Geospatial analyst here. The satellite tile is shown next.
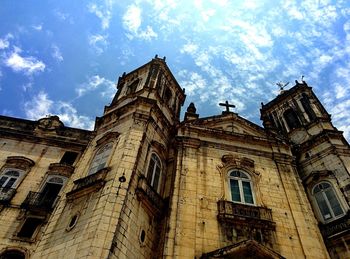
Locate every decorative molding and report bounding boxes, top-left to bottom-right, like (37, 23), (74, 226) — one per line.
(48, 163), (75, 177)
(5, 156), (34, 171)
(96, 131), (120, 146)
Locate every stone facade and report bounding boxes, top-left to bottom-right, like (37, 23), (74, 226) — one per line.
(0, 57), (349, 258)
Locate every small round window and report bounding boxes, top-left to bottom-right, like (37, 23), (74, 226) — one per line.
(139, 229), (146, 245)
(66, 214), (79, 231)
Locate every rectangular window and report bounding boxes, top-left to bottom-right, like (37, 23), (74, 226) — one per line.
(230, 179), (241, 202)
(17, 218), (42, 239)
(60, 151), (79, 165)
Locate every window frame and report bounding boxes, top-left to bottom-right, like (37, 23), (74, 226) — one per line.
(228, 170), (255, 205)
(0, 168), (25, 189)
(312, 181), (345, 223)
(146, 153), (163, 193)
(88, 142), (113, 175)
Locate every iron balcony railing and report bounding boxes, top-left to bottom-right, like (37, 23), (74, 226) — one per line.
(0, 187), (16, 204)
(217, 200), (276, 230)
(21, 191), (59, 211)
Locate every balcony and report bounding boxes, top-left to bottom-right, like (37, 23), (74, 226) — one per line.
(66, 168), (109, 200)
(136, 176), (166, 218)
(0, 187), (16, 205)
(319, 212), (350, 239)
(218, 200), (276, 230)
(21, 191), (59, 211)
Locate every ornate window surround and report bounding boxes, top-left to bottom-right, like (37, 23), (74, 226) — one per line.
(218, 154), (260, 204)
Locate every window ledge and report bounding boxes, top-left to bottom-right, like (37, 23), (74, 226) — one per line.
(136, 176), (166, 218)
(66, 167), (109, 200)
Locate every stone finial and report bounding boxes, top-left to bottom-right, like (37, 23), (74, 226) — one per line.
(184, 102), (199, 121)
(187, 102), (197, 113)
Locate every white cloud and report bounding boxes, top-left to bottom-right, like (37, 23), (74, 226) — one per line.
(32, 24), (43, 31)
(5, 47), (45, 75)
(123, 4), (157, 40)
(123, 4), (141, 33)
(178, 70), (207, 96)
(0, 34), (13, 49)
(52, 44), (63, 62)
(24, 91), (53, 119)
(88, 3), (112, 30)
(76, 75), (115, 98)
(88, 34), (108, 55)
(24, 91), (94, 130)
(180, 43), (199, 54)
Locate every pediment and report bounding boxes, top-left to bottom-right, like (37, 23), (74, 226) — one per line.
(201, 240), (285, 259)
(187, 113), (266, 138)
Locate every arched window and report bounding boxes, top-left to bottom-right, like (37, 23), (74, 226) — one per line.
(0, 169), (23, 189)
(312, 182), (344, 222)
(0, 249), (26, 259)
(284, 108), (301, 130)
(88, 143), (113, 175)
(228, 170), (254, 205)
(146, 154), (162, 192)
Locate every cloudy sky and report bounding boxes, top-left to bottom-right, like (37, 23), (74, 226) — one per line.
(1, 0), (350, 138)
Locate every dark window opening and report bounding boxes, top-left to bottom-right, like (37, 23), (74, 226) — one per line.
(164, 88), (172, 107)
(17, 217), (42, 239)
(272, 111), (284, 133)
(300, 94), (316, 121)
(0, 250), (25, 259)
(60, 151), (78, 165)
(140, 229), (146, 243)
(284, 109), (301, 130)
(39, 182), (63, 208)
(127, 79), (139, 95)
(69, 215), (78, 228)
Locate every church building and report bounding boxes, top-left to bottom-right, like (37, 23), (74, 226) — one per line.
(0, 56), (349, 258)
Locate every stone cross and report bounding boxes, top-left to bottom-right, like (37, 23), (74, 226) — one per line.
(219, 101), (235, 113)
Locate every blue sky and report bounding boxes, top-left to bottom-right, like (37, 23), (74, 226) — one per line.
(1, 0), (350, 138)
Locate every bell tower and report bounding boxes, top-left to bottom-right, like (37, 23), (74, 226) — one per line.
(261, 80), (350, 258)
(33, 56), (186, 259)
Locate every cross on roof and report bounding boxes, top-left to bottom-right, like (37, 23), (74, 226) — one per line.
(219, 101), (235, 113)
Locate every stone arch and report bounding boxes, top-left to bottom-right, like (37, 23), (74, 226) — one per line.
(0, 247), (27, 259)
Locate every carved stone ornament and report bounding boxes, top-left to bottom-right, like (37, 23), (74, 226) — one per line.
(303, 170), (335, 186)
(37, 116), (64, 131)
(151, 140), (167, 155)
(220, 154), (257, 175)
